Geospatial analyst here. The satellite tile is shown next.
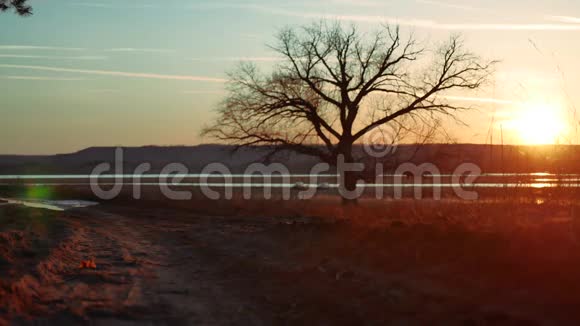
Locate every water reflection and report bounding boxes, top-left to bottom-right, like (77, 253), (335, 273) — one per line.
(0, 197), (99, 211)
(0, 172), (579, 179)
(1, 182), (579, 188)
(0, 173), (579, 189)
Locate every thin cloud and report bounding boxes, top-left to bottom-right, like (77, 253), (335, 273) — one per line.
(0, 55), (107, 60)
(69, 2), (159, 9)
(442, 95), (520, 105)
(79, 2), (578, 31)
(65, 2), (580, 31)
(323, 0), (385, 7)
(0, 45), (86, 51)
(415, 0), (483, 11)
(0, 45), (175, 54)
(548, 15), (580, 24)
(242, 5), (580, 31)
(1, 75), (87, 81)
(182, 90), (226, 95)
(190, 56), (283, 62)
(325, 15), (580, 31)
(107, 48), (176, 54)
(0, 65), (228, 82)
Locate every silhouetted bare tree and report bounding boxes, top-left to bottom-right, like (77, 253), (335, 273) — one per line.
(204, 22), (495, 197)
(0, 0), (32, 16)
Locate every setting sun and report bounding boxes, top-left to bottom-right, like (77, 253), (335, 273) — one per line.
(512, 102), (567, 145)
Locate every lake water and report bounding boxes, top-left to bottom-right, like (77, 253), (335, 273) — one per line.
(0, 173), (579, 189)
(0, 197), (99, 211)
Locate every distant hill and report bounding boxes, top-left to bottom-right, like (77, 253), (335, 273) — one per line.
(0, 144), (579, 174)
(0, 145), (320, 174)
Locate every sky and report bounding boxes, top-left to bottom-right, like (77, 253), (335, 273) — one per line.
(1, 0), (580, 154)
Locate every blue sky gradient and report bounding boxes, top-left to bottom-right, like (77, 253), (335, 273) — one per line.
(1, 0), (580, 153)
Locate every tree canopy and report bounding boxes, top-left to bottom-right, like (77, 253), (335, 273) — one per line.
(204, 22), (496, 192)
(1, 0), (32, 16)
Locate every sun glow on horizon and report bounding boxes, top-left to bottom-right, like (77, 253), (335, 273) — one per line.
(511, 101), (567, 145)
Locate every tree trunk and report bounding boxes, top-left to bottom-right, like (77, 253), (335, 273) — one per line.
(338, 142), (360, 206)
(342, 170), (359, 206)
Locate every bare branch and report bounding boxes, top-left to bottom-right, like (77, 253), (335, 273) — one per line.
(203, 23), (495, 170)
(0, 0), (32, 16)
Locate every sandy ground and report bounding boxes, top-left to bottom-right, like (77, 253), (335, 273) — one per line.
(2, 198), (580, 325)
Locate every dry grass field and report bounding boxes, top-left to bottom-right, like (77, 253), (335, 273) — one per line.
(2, 185), (580, 324)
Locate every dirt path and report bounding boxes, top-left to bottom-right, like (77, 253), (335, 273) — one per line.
(3, 202), (580, 325)
(4, 204), (392, 325)
(2, 206), (280, 325)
